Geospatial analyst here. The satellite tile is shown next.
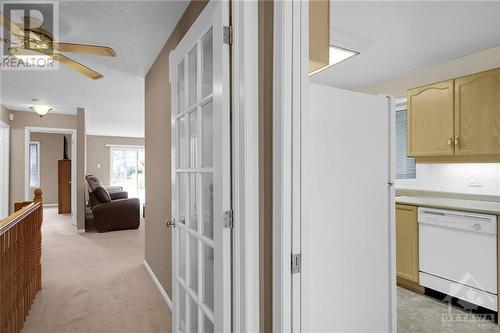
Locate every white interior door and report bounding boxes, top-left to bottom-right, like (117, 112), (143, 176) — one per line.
(170, 2), (231, 333)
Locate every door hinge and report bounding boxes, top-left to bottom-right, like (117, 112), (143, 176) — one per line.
(291, 253), (301, 274)
(223, 25), (232, 45)
(224, 210), (234, 229)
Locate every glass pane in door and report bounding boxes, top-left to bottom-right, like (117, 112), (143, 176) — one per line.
(201, 28), (213, 98)
(201, 173), (214, 239)
(203, 314), (214, 333)
(202, 243), (214, 311)
(201, 101), (213, 168)
(179, 283), (186, 331)
(177, 60), (185, 114)
(189, 174), (198, 231)
(188, 46), (198, 108)
(189, 235), (198, 294)
(189, 111), (198, 168)
(178, 117), (187, 169)
(189, 295), (198, 333)
(178, 229), (186, 281)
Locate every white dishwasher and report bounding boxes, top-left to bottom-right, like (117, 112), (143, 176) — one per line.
(418, 207), (498, 311)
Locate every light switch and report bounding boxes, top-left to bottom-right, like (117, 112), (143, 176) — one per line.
(97, 163), (101, 169)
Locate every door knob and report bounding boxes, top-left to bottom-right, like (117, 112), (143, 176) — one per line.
(166, 218), (185, 228)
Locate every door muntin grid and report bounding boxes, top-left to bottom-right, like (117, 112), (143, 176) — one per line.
(174, 26), (215, 333)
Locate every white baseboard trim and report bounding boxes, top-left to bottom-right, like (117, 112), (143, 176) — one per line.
(43, 203), (58, 207)
(77, 229), (85, 234)
(144, 259), (173, 310)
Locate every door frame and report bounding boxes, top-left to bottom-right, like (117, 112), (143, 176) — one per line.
(0, 120), (9, 218)
(231, 0), (260, 332)
(24, 127), (77, 227)
(273, 1), (305, 331)
(273, 2), (397, 332)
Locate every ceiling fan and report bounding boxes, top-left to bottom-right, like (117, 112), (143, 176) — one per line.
(0, 14), (116, 80)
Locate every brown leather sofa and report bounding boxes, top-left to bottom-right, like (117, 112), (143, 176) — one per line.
(86, 175), (140, 232)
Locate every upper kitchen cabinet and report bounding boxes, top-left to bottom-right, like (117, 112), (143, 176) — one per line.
(309, 0), (330, 73)
(407, 80), (455, 157)
(454, 68), (500, 156)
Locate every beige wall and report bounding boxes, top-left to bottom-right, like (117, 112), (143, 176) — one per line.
(29, 133), (71, 205)
(259, 0), (273, 332)
(359, 45), (500, 97)
(86, 135), (145, 185)
(7, 109), (86, 230)
(145, 0), (208, 298)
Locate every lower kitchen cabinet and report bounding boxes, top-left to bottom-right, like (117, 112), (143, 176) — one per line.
(396, 204), (423, 292)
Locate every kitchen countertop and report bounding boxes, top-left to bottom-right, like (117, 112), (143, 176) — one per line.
(396, 195), (500, 215)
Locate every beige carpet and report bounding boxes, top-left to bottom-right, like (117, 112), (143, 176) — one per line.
(22, 207), (171, 333)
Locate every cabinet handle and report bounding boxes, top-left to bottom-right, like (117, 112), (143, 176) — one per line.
(455, 137), (459, 147)
(447, 137), (453, 146)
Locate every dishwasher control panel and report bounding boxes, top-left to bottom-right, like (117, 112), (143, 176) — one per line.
(418, 207), (497, 235)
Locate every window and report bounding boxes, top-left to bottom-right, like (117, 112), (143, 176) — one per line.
(29, 141), (40, 187)
(395, 104), (416, 180)
(109, 147), (145, 202)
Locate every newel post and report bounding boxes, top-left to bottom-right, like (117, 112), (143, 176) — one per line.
(34, 189), (43, 222)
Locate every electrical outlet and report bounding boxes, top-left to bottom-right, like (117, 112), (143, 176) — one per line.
(468, 176), (483, 187)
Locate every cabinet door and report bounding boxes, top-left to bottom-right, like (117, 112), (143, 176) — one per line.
(455, 68), (500, 156)
(309, 0), (330, 73)
(396, 204), (419, 283)
(407, 80), (454, 156)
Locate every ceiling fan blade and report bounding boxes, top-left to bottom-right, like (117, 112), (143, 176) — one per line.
(0, 11), (25, 37)
(53, 53), (103, 80)
(54, 42), (117, 57)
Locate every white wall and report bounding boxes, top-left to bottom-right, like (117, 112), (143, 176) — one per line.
(359, 46), (500, 97)
(397, 163), (500, 196)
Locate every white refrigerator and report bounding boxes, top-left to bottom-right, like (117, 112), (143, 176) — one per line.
(300, 83), (396, 332)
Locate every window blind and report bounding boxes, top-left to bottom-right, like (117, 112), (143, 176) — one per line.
(395, 109), (416, 179)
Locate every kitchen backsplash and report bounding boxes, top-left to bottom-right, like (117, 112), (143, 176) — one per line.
(396, 163), (500, 196)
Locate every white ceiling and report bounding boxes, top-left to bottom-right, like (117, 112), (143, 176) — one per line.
(311, 1), (500, 90)
(0, 0), (189, 137)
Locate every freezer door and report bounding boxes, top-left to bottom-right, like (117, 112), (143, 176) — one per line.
(301, 83), (393, 332)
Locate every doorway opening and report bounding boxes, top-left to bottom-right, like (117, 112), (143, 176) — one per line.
(24, 127), (77, 227)
(275, 1), (500, 332)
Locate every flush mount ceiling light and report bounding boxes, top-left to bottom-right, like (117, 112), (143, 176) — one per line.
(29, 104), (53, 117)
(309, 45), (359, 76)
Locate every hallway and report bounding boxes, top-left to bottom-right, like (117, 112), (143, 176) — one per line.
(22, 208), (170, 333)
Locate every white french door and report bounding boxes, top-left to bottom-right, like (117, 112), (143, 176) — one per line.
(169, 2), (231, 333)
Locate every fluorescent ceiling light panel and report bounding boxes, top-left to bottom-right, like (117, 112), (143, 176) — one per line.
(310, 45), (358, 76)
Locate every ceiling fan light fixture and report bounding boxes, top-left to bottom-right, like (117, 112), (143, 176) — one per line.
(29, 104), (53, 117)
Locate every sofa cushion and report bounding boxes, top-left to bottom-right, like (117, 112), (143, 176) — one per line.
(93, 184), (111, 203)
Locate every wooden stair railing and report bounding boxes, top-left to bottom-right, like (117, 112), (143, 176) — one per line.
(0, 189), (43, 333)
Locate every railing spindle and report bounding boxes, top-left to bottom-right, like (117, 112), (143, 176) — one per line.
(0, 189), (43, 333)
